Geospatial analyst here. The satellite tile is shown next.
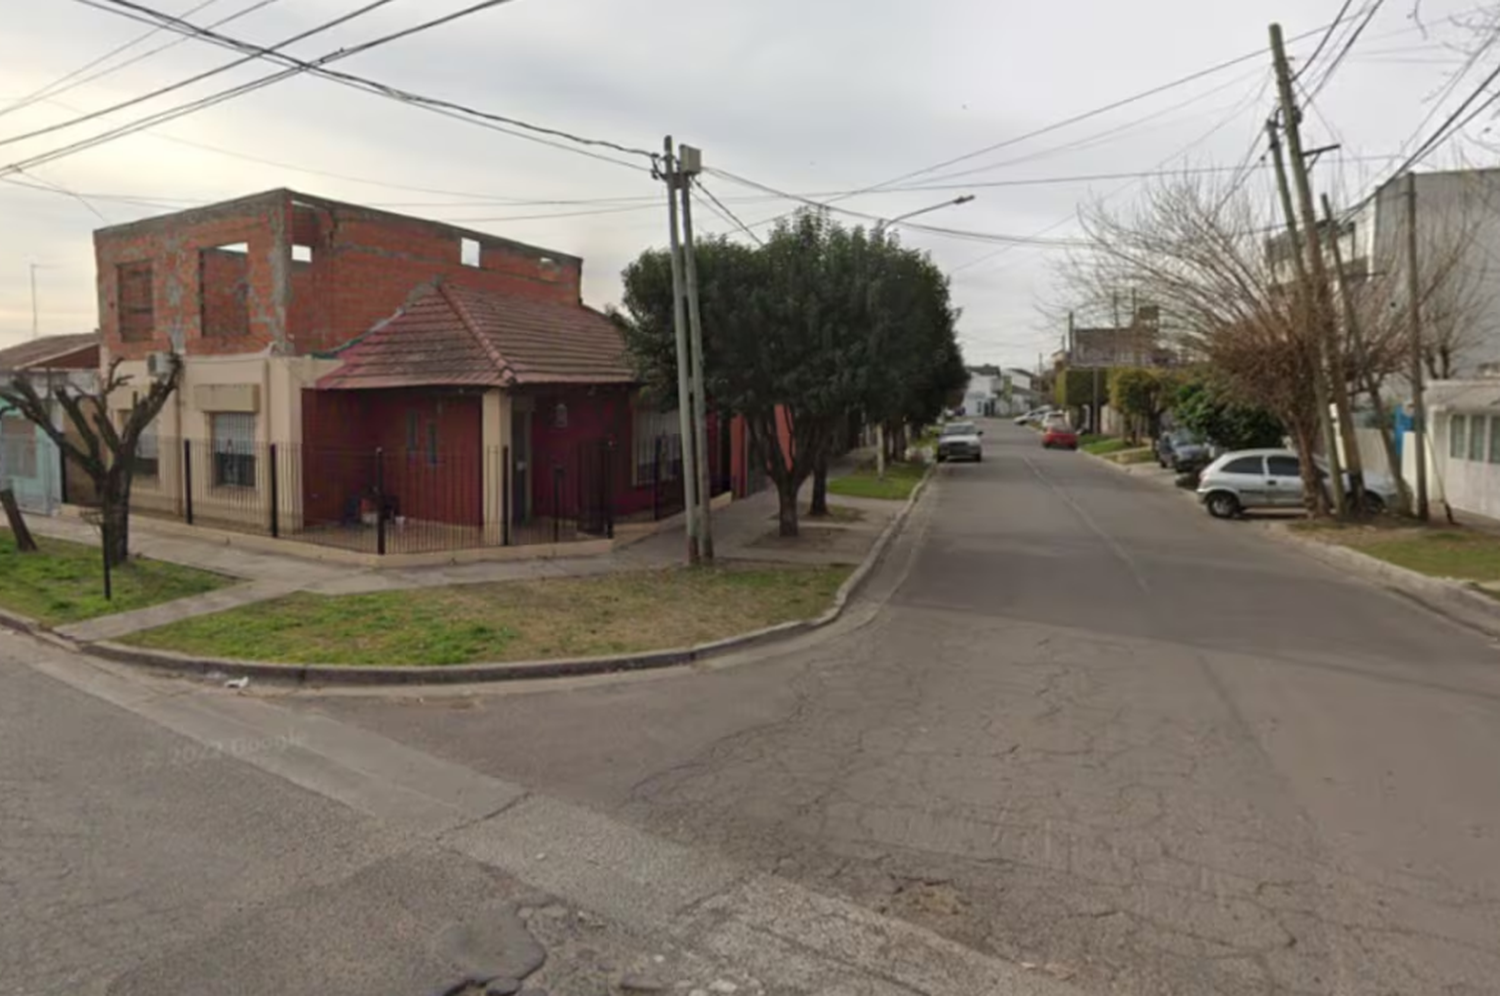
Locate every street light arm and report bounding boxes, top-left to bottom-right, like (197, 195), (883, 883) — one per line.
(875, 194), (976, 235)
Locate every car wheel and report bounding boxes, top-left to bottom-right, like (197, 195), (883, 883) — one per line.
(975, 454), (983, 463)
(1361, 492), (1386, 515)
(1205, 491), (1240, 519)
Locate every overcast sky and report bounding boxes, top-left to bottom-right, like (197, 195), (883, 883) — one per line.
(0, 0), (1491, 369)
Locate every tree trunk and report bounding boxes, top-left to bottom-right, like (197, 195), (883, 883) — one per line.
(0, 488), (38, 552)
(1362, 378), (1409, 516)
(809, 449), (830, 517)
(1290, 421), (1329, 516)
(100, 471), (132, 568)
(776, 475), (800, 537)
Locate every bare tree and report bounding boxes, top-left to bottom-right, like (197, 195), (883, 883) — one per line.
(1057, 175), (1334, 513)
(0, 356), (181, 566)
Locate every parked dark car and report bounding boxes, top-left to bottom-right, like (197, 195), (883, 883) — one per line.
(1156, 429), (1212, 471)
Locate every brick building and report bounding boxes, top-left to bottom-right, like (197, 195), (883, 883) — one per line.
(95, 189), (750, 553)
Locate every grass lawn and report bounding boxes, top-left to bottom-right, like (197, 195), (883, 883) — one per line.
(122, 565), (853, 667)
(1082, 436), (1128, 455)
(827, 460), (927, 501)
(1300, 524), (1500, 582)
(0, 530), (229, 626)
(1112, 447), (1158, 465)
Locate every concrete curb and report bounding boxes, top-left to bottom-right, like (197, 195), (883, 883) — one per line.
(82, 465), (935, 687)
(1267, 523), (1500, 641)
(0, 606), (45, 639)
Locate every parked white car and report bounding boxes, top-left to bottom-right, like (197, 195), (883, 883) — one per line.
(1196, 448), (1398, 519)
(1015, 407), (1061, 426)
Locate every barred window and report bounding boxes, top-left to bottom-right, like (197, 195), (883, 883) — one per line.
(634, 409), (682, 485)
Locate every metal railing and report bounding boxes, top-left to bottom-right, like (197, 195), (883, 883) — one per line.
(131, 438), (682, 556)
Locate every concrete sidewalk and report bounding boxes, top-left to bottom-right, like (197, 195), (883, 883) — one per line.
(25, 461), (903, 642)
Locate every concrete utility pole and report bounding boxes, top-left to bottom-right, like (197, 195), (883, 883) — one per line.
(1407, 172), (1430, 521)
(1323, 192), (1411, 515)
(677, 144), (714, 563)
(1271, 22), (1364, 514)
(661, 136), (700, 564)
(1267, 112), (1345, 517)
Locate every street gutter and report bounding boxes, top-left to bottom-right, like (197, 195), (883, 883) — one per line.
(82, 465), (937, 687)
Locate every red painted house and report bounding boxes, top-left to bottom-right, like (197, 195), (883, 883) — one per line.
(309, 279), (666, 545)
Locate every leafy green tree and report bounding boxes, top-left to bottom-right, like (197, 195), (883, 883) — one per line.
(1172, 377), (1284, 451)
(616, 210), (964, 536)
(1109, 367), (1178, 442)
(857, 234), (966, 469)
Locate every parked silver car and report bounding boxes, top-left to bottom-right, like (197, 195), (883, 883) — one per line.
(1196, 448), (1397, 519)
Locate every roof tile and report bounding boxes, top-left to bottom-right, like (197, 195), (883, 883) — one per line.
(318, 283), (634, 390)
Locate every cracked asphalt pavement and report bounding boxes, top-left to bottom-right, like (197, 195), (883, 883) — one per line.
(309, 421), (1500, 995)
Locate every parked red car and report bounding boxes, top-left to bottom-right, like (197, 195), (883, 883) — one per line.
(1042, 425), (1078, 450)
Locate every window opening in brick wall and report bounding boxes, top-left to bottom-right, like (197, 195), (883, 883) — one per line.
(133, 414), (160, 481)
(211, 412), (257, 488)
(200, 243), (250, 338)
(461, 237), (481, 267)
(118, 261), (155, 342)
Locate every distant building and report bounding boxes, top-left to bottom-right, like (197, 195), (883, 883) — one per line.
(0, 332), (100, 513)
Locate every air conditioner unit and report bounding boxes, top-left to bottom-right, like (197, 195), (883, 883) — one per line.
(146, 352), (174, 381)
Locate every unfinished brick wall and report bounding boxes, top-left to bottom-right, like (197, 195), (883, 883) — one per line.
(292, 202), (584, 354)
(96, 189), (586, 361)
(96, 191), (286, 362)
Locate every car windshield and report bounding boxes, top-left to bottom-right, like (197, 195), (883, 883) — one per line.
(942, 423), (977, 436)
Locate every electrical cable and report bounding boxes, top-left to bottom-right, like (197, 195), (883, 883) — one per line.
(2, 1), (648, 179)
(693, 178), (765, 246)
(5, 0), (400, 148)
(0, 0), (283, 121)
(74, 0), (657, 164)
(1296, 0), (1358, 80)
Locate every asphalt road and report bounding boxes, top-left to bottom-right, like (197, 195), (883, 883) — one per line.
(311, 420), (1500, 995)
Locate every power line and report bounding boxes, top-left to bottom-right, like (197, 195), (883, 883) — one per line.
(0, 0), (283, 121)
(912, 66), (1268, 188)
(1304, 0), (1387, 101)
(4, 0), (399, 148)
(1296, 0), (1359, 80)
(1, 173), (110, 222)
(693, 178), (765, 245)
(3, 1), (641, 179)
(789, 17), (1368, 217)
(74, 0), (657, 165)
(703, 168), (1089, 246)
(38, 93), (653, 203)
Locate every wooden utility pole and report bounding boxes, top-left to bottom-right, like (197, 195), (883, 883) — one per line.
(1267, 118), (1342, 516)
(660, 136), (700, 563)
(1323, 193), (1410, 515)
(677, 144), (715, 562)
(1407, 172), (1430, 521)
(1271, 22), (1364, 514)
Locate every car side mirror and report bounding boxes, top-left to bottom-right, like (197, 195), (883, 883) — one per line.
(977, 430), (984, 436)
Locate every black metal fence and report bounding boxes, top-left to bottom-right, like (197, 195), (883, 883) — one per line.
(130, 437), (691, 556)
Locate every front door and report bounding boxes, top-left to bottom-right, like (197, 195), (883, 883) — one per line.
(511, 409), (531, 523)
